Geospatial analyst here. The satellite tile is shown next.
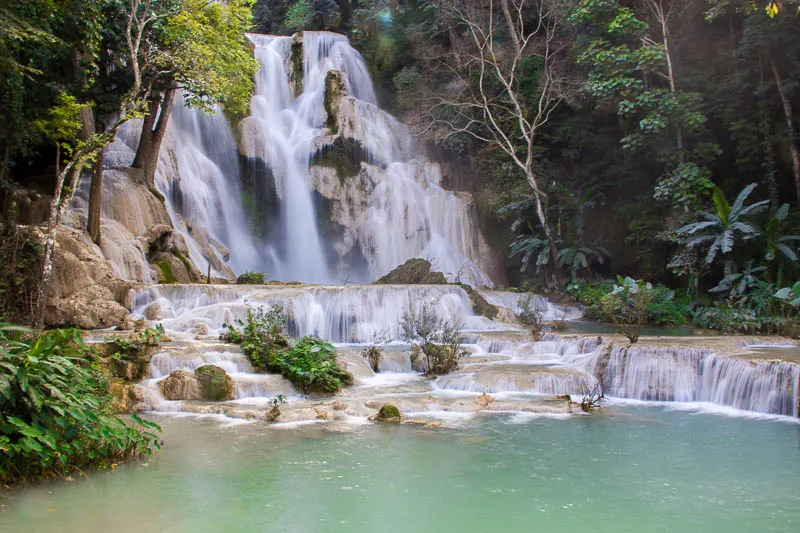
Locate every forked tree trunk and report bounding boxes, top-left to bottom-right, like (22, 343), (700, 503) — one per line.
(132, 88), (176, 188)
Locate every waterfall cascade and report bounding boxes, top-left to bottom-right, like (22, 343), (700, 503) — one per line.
(63, 31), (799, 422)
(238, 32), (497, 286)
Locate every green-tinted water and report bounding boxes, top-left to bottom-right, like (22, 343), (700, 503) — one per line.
(2, 409), (799, 532)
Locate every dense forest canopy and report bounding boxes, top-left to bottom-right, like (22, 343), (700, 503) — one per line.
(0, 0), (798, 332)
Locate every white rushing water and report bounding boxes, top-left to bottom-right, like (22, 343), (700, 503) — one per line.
(240, 31), (496, 286)
(130, 280), (799, 418)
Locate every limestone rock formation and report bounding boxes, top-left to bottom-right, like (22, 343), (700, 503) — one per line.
(159, 369), (202, 401)
(44, 226), (132, 329)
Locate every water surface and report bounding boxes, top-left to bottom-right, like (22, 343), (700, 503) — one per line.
(2, 408), (799, 532)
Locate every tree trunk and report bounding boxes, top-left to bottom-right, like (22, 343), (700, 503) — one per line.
(654, 0), (683, 155)
(132, 88), (176, 188)
(36, 164), (76, 329)
(527, 168), (562, 287)
(770, 56), (800, 201)
(87, 149), (104, 245)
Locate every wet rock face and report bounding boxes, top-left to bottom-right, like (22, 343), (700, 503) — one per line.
(195, 364), (234, 401)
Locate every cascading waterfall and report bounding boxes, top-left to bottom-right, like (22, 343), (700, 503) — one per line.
(133, 284), (504, 343)
(158, 99), (261, 275)
(585, 344), (800, 416)
(242, 34), (331, 283)
(240, 31), (496, 286)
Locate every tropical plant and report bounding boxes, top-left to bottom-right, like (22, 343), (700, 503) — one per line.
(676, 183), (769, 266)
(709, 261), (768, 298)
(775, 282), (800, 307)
(557, 239), (610, 279)
(601, 277), (656, 343)
(0, 324), (161, 484)
(763, 203), (800, 264)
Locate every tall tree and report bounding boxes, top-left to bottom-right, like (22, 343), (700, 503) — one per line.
(422, 0), (576, 284)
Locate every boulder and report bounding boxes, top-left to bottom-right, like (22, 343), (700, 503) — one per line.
(375, 258), (446, 285)
(159, 369), (201, 401)
(375, 404), (401, 423)
(46, 283), (130, 330)
(195, 365), (234, 401)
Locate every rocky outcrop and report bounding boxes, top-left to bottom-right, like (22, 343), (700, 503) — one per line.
(195, 364), (234, 401)
(45, 226), (132, 329)
(374, 258), (447, 285)
(158, 366), (234, 402)
(159, 369), (202, 401)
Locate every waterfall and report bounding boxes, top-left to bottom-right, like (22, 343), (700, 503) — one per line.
(243, 34), (331, 283)
(240, 31), (497, 286)
(158, 99), (261, 276)
(132, 284), (506, 343)
(586, 344), (800, 417)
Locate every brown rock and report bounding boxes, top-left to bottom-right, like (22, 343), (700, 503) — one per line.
(158, 369), (201, 401)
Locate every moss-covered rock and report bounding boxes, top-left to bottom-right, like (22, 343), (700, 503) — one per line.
(375, 258), (447, 285)
(237, 271), (266, 284)
(290, 33), (303, 96)
(309, 136), (370, 182)
(195, 364), (234, 401)
(375, 404), (401, 422)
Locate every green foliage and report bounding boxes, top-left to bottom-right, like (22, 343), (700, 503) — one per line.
(675, 183), (769, 265)
(107, 325), (165, 357)
(600, 276), (657, 343)
(221, 306), (353, 394)
(283, 0), (315, 32)
(221, 305), (288, 353)
(236, 271), (267, 285)
(764, 204), (800, 264)
(775, 282), (800, 307)
(31, 92), (83, 151)
(0, 323), (161, 485)
(266, 336), (354, 394)
(163, 0), (258, 116)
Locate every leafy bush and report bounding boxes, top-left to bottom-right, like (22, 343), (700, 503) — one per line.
(0, 324), (161, 484)
(567, 278), (689, 326)
(236, 271), (267, 285)
(221, 306), (353, 394)
(221, 305), (288, 355)
(600, 277), (656, 343)
(400, 300), (463, 375)
(265, 336), (354, 394)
